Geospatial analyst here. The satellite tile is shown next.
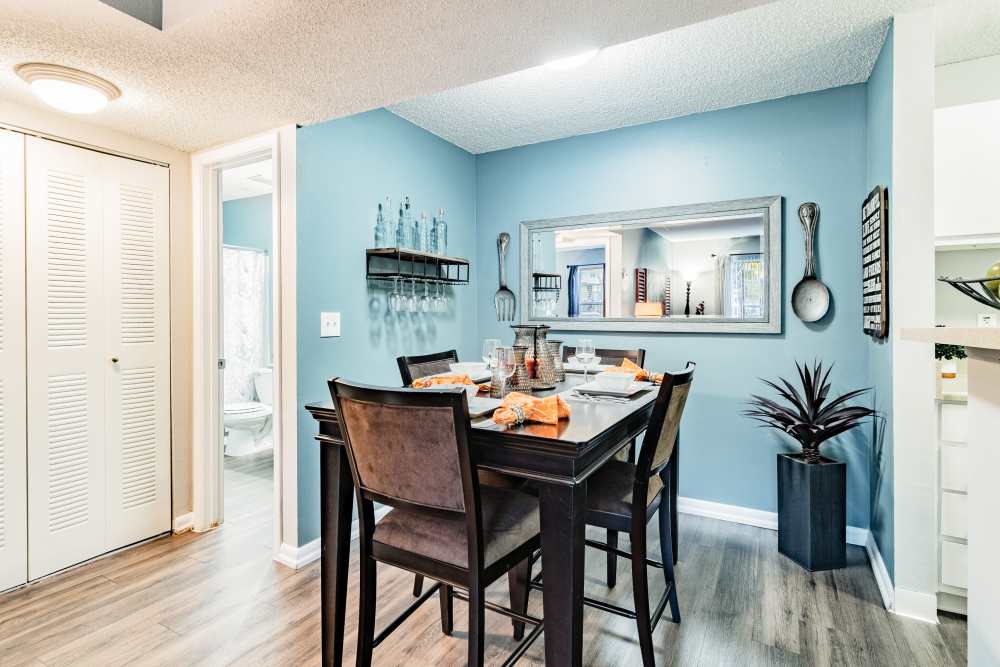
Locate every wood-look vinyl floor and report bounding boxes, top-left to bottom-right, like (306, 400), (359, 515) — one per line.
(0, 453), (966, 666)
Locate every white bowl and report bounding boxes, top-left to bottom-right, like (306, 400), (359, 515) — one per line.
(593, 370), (635, 392)
(449, 362), (488, 377)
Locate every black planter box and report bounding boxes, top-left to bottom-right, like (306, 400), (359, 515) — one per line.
(777, 453), (846, 571)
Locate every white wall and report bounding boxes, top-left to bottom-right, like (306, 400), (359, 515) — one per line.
(890, 7), (939, 623)
(934, 99), (1000, 241)
(0, 100), (194, 522)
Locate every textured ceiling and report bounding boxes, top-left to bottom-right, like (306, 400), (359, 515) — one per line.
(0, 0), (772, 151)
(391, 0), (933, 154)
(221, 159), (272, 202)
(935, 0), (1000, 66)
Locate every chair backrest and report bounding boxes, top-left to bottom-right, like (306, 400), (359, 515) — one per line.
(636, 362), (695, 482)
(328, 378), (477, 514)
(397, 349), (459, 386)
(562, 346), (646, 368)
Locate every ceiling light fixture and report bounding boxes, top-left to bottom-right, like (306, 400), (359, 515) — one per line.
(543, 49), (600, 71)
(15, 63), (121, 114)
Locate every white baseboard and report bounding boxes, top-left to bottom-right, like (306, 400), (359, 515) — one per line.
(865, 532), (895, 611)
(676, 496), (867, 546)
(894, 587), (939, 624)
(274, 506), (391, 570)
(172, 512), (194, 534)
(275, 538), (321, 570)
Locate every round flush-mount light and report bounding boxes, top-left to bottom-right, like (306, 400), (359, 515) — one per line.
(15, 63), (121, 114)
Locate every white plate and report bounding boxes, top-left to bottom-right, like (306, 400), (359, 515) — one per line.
(573, 380), (652, 397)
(564, 362), (613, 373)
(468, 397), (502, 418)
(431, 369), (491, 383)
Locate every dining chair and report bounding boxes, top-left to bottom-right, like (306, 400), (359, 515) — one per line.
(562, 345), (646, 368)
(328, 379), (543, 667)
(563, 346), (648, 585)
(398, 350), (529, 598)
(396, 349), (459, 386)
(553, 362), (694, 667)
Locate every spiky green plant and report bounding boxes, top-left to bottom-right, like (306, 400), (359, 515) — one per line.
(744, 361), (875, 464)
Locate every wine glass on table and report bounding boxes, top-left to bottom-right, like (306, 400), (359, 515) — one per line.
(576, 339), (596, 381)
(494, 346), (516, 398)
(482, 338), (500, 370)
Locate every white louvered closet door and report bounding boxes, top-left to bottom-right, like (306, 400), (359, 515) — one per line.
(26, 137), (107, 579)
(102, 154), (170, 548)
(0, 129), (27, 591)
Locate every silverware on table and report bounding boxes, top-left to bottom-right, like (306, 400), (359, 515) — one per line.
(494, 232), (516, 321)
(567, 391), (632, 404)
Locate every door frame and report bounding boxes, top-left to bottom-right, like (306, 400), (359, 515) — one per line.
(191, 127), (298, 562)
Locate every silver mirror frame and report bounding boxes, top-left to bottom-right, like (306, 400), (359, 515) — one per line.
(518, 195), (782, 334)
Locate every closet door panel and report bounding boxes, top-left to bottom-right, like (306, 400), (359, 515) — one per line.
(26, 137), (107, 579)
(103, 156), (170, 548)
(0, 130), (27, 591)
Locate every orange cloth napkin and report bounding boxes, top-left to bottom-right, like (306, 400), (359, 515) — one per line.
(411, 373), (476, 388)
(604, 358), (664, 385)
(492, 392), (571, 426)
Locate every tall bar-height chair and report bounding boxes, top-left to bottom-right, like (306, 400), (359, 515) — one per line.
(563, 345), (647, 587)
(397, 350), (526, 599)
(397, 349), (458, 597)
(396, 349), (459, 385)
(533, 363), (694, 666)
(328, 379), (543, 667)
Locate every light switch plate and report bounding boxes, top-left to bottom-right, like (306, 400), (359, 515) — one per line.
(320, 312), (341, 337)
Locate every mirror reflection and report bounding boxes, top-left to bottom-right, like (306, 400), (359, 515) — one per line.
(529, 214), (766, 321)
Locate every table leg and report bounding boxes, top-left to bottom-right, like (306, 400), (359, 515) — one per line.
(539, 480), (587, 667)
(320, 444), (354, 666)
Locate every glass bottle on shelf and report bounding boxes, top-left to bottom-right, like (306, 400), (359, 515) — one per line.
(429, 213), (439, 254)
(435, 208), (448, 256)
(394, 201), (408, 248)
(403, 197), (414, 249)
(416, 212), (430, 252)
(374, 198), (388, 248)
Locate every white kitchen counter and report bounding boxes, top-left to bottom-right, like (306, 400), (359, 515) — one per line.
(903, 327), (1000, 666)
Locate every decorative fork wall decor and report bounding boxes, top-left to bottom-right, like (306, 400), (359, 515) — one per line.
(494, 232), (516, 321)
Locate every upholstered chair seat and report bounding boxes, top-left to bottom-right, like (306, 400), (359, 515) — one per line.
(375, 486), (539, 569)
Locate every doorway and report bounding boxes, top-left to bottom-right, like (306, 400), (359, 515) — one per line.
(219, 159), (275, 531)
(191, 127), (298, 564)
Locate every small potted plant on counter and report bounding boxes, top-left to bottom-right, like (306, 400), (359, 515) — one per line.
(744, 361), (875, 571)
(936, 343), (967, 380)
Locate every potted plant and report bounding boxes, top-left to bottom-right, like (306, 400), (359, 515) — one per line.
(744, 361), (875, 571)
(935, 343), (967, 380)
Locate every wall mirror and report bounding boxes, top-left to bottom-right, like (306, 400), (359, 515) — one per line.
(519, 196), (782, 333)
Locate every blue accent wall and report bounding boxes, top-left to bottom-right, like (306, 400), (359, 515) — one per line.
(475, 85), (874, 528)
(223, 194), (272, 253)
(296, 109), (478, 543)
(865, 24), (895, 581)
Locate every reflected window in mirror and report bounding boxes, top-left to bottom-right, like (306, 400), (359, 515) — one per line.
(520, 196), (781, 333)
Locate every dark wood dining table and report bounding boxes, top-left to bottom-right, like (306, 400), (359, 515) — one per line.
(305, 374), (678, 666)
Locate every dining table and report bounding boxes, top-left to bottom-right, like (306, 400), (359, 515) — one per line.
(304, 373), (678, 666)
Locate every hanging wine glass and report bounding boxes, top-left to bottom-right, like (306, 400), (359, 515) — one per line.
(388, 277), (402, 312)
(420, 281), (432, 312)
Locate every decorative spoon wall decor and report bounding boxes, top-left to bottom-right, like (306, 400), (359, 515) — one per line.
(791, 202), (830, 323)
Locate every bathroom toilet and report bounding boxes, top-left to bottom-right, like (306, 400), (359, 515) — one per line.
(224, 367), (273, 456)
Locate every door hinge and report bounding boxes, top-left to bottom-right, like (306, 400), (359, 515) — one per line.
(218, 358), (226, 370)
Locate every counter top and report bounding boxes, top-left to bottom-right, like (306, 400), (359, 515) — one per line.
(902, 327), (1000, 350)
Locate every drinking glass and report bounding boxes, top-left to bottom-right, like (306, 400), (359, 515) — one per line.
(407, 279), (418, 312)
(434, 283), (446, 313)
(482, 338), (500, 368)
(576, 339), (596, 381)
(494, 346), (516, 398)
(420, 281), (432, 312)
(388, 277), (403, 312)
